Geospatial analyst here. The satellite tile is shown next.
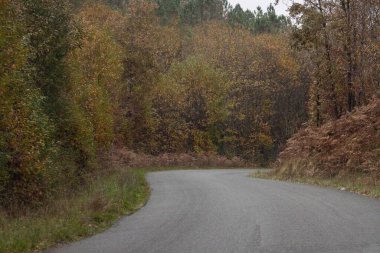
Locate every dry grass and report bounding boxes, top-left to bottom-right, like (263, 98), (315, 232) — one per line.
(256, 97), (380, 199)
(255, 166), (380, 199)
(271, 96), (380, 179)
(0, 168), (149, 253)
(110, 148), (250, 168)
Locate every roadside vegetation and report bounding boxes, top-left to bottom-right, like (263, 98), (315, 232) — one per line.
(2, 0), (300, 251)
(256, 96), (380, 199)
(256, 171), (380, 199)
(255, 1), (380, 198)
(0, 167), (149, 253)
(1, 0), (304, 212)
(1, 0), (380, 252)
(0, 152), (247, 253)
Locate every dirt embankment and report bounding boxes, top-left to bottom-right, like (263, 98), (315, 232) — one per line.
(274, 96), (380, 180)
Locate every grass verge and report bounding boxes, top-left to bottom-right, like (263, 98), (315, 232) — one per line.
(0, 167), (150, 253)
(254, 171), (380, 199)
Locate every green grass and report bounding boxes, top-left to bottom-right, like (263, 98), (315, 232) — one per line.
(254, 171), (380, 199)
(0, 168), (150, 253)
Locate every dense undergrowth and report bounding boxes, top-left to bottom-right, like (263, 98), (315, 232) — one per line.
(111, 148), (250, 168)
(259, 96), (380, 198)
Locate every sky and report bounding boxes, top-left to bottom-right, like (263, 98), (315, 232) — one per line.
(227, 0), (304, 16)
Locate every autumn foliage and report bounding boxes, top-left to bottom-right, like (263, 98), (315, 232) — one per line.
(274, 0), (380, 182)
(0, 0), (331, 208)
(111, 149), (248, 168)
(275, 96), (380, 180)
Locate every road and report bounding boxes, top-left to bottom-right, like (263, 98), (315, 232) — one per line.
(49, 169), (380, 253)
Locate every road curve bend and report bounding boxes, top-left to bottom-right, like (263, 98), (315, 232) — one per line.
(49, 169), (380, 253)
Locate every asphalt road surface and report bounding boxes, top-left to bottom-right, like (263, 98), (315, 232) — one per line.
(49, 169), (380, 253)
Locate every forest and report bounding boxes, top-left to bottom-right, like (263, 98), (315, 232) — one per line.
(1, 0), (380, 210)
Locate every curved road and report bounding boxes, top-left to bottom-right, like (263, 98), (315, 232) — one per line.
(50, 169), (380, 253)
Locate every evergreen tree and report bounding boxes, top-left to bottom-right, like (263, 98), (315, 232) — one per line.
(227, 3), (291, 34)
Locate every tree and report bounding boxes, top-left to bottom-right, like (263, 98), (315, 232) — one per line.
(156, 0), (181, 24)
(181, 0), (227, 25)
(22, 0), (78, 98)
(290, 0), (380, 124)
(0, 0), (56, 206)
(227, 4), (291, 34)
(67, 14), (124, 153)
(189, 21), (306, 162)
(120, 0), (181, 151)
(152, 56), (230, 153)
